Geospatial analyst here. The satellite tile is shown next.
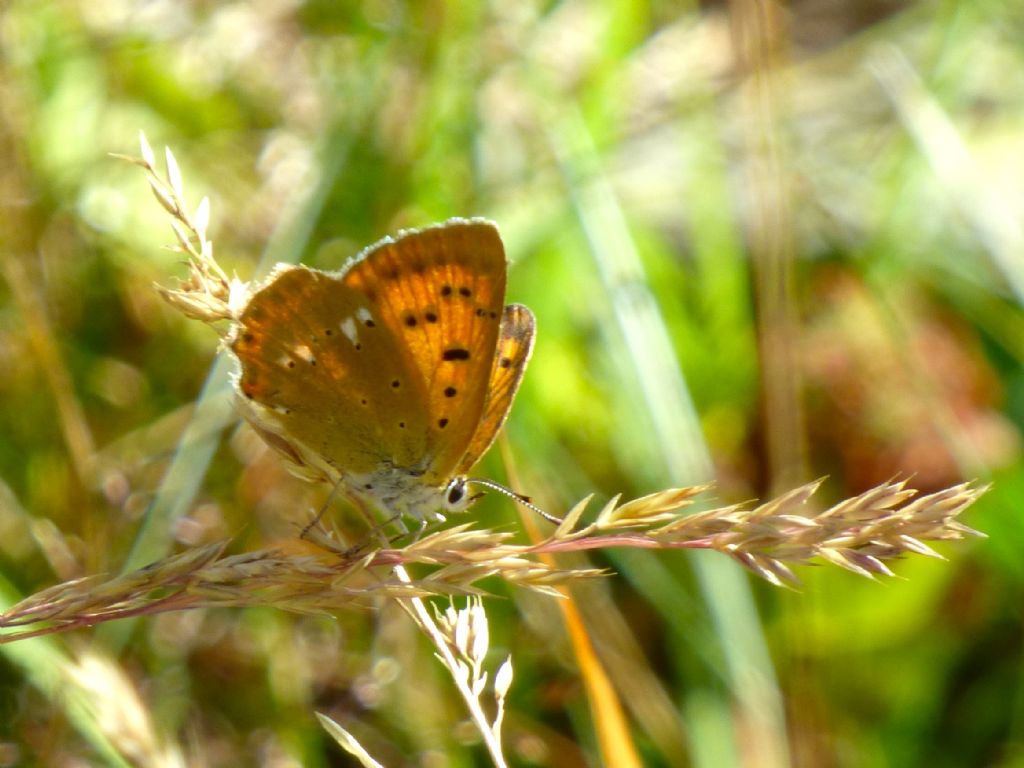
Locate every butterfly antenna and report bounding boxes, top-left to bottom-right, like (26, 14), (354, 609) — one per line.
(467, 478), (563, 525)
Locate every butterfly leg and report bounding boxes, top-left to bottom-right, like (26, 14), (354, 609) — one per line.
(300, 476), (348, 540)
(413, 515), (429, 541)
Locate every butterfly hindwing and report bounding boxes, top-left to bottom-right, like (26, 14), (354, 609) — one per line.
(456, 303), (535, 475)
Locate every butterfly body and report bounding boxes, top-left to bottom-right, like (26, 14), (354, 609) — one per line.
(229, 219), (533, 523)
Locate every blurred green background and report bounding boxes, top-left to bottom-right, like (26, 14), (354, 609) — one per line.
(1, 0), (1023, 765)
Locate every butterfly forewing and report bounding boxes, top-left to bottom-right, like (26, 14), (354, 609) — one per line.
(340, 221), (507, 482)
(456, 303), (535, 474)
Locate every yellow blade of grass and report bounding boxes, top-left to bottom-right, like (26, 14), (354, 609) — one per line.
(559, 587), (643, 768)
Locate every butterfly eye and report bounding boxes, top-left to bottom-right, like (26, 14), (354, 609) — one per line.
(445, 478), (469, 510)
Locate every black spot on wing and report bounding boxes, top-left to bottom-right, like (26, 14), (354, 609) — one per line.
(442, 348), (471, 362)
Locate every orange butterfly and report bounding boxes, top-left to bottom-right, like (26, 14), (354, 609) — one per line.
(230, 218), (535, 524)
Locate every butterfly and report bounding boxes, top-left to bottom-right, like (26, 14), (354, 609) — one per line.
(229, 218), (535, 524)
